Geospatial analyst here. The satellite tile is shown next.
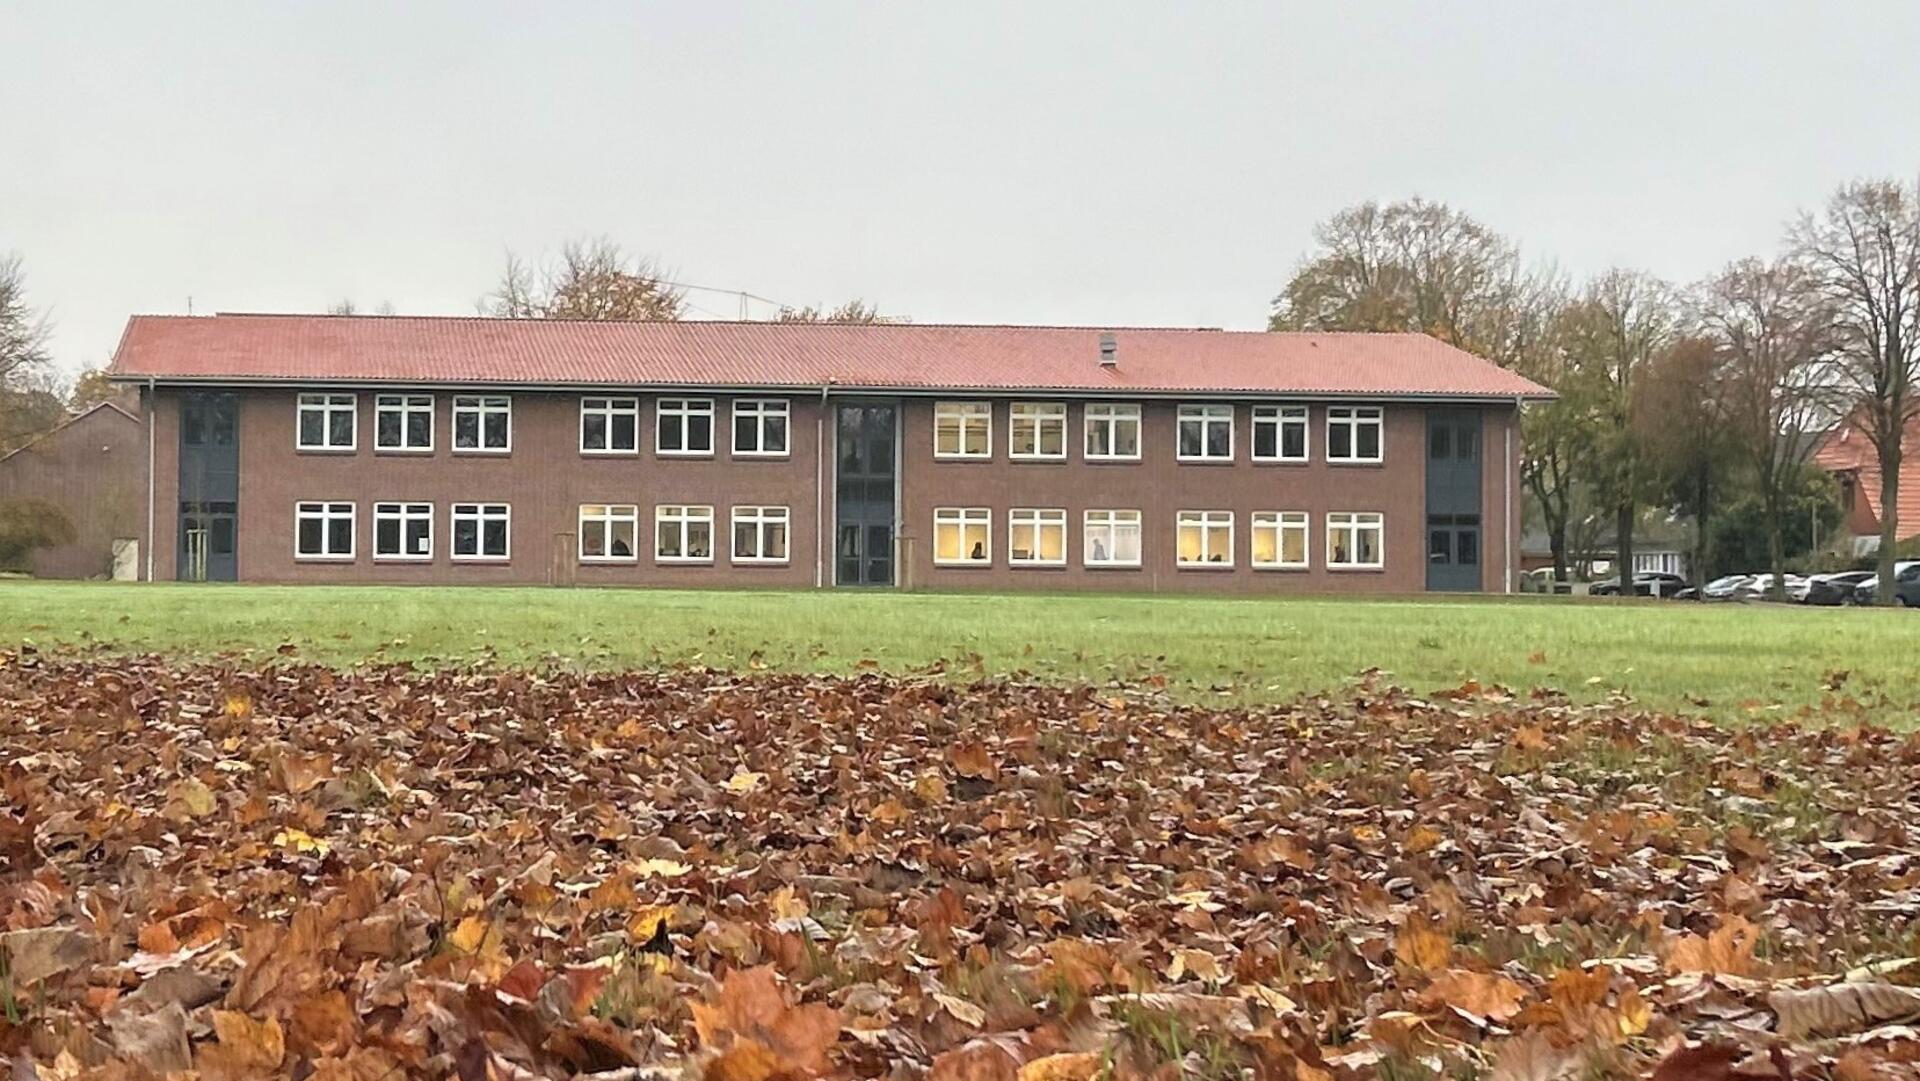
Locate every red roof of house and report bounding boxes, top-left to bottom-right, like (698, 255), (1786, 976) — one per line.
(107, 314), (1551, 401)
(1813, 412), (1920, 541)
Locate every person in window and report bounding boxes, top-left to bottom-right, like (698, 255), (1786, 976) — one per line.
(611, 536), (632, 558)
(970, 540), (985, 561)
(1091, 537), (1107, 561)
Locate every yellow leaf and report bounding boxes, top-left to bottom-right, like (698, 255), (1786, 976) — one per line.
(769, 886), (809, 921)
(1403, 824), (1444, 855)
(934, 991), (987, 1028)
(725, 769), (765, 795)
(448, 915), (490, 953)
(222, 692), (253, 718)
(1423, 969), (1529, 1022)
(1396, 920), (1452, 972)
(208, 1010), (285, 1069)
(1019, 1051), (1102, 1081)
(1614, 988), (1651, 1038)
(627, 904), (672, 941)
(168, 778), (217, 819)
(636, 858), (691, 878)
(914, 773), (949, 804)
(271, 828), (329, 856)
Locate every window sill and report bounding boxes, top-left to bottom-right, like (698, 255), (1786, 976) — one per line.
(1175, 457), (1236, 466)
(1009, 561), (1068, 569)
(1327, 459), (1385, 468)
(1327, 564), (1386, 572)
(932, 561), (992, 568)
(373, 555), (433, 563)
(451, 448), (512, 456)
(731, 451), (792, 461)
(655, 557), (716, 565)
(1083, 456), (1142, 465)
(579, 556), (639, 564)
(1008, 455), (1068, 464)
(932, 455), (993, 463)
(374, 447), (436, 456)
(656, 451), (716, 460)
(1252, 564), (1311, 572)
(451, 556), (511, 564)
(1084, 562), (1143, 571)
(1251, 458), (1311, 467)
(580, 449), (641, 458)
(731, 558), (792, 566)
(294, 555), (356, 563)
(1176, 563), (1236, 571)
(295, 447), (357, 455)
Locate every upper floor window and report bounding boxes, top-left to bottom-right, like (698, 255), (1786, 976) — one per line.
(933, 402), (991, 459)
(731, 505), (791, 564)
(452, 395), (511, 453)
(374, 394), (433, 452)
(579, 503), (639, 561)
(733, 399), (790, 457)
(373, 502), (434, 561)
(1177, 405), (1233, 462)
(1251, 511), (1309, 569)
(1083, 509), (1142, 567)
(1009, 403), (1067, 460)
(1008, 508), (1067, 565)
(657, 398), (714, 456)
(1327, 511), (1384, 568)
(1084, 403), (1141, 461)
(1176, 510), (1234, 567)
(451, 502), (511, 561)
(1327, 406), (1383, 463)
(580, 397), (639, 454)
(297, 393), (356, 451)
(295, 501), (355, 560)
(933, 507), (992, 564)
(656, 504), (715, 562)
(1252, 405), (1308, 463)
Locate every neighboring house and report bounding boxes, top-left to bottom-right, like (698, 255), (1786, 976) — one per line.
(1812, 413), (1920, 555)
(1519, 524), (1690, 580)
(0, 397), (145, 578)
(105, 313), (1550, 592)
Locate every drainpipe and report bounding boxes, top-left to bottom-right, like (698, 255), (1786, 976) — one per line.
(145, 377), (156, 583)
(814, 382), (831, 588)
(1504, 397), (1517, 594)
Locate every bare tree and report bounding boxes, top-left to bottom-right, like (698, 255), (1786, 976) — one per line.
(485, 239), (685, 321)
(1695, 258), (1835, 598)
(1, 254), (52, 391)
(1637, 334), (1733, 584)
(776, 299), (885, 324)
(1790, 180), (1920, 603)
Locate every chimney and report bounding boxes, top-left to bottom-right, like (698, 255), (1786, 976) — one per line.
(1098, 332), (1118, 367)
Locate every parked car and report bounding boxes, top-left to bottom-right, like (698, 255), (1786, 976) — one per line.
(1804, 571), (1875, 606)
(1850, 561), (1920, 606)
(1520, 568), (1576, 595)
(1589, 571), (1690, 598)
(1738, 573), (1809, 602)
(1680, 574), (1753, 602)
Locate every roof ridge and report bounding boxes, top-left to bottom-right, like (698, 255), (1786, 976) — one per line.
(130, 312), (1436, 337)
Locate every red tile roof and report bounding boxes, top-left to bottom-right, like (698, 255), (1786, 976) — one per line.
(107, 314), (1552, 400)
(1813, 412), (1920, 541)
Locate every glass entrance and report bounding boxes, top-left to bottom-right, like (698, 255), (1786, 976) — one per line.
(177, 394), (239, 581)
(834, 403), (896, 586)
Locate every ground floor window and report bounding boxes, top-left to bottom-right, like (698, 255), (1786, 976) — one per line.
(732, 506), (790, 563)
(1176, 510), (1233, 567)
(656, 505), (715, 562)
(1251, 511), (1309, 569)
(373, 502), (433, 560)
(1008, 508), (1066, 565)
(579, 503), (639, 561)
(295, 501), (355, 560)
(933, 507), (992, 564)
(1083, 509), (1141, 567)
(1327, 511), (1384, 568)
(452, 503), (510, 561)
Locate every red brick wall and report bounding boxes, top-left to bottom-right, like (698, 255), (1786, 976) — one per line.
(0, 404), (144, 578)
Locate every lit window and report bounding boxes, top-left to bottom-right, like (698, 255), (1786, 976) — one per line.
(657, 398), (715, 456)
(656, 504), (715, 562)
(374, 394), (433, 452)
(1177, 405), (1233, 461)
(1251, 511), (1309, 569)
(933, 507), (992, 564)
(1176, 510), (1234, 567)
(1327, 406), (1383, 463)
(1009, 403), (1067, 460)
(580, 397), (639, 454)
(579, 503), (639, 562)
(294, 501), (355, 559)
(1252, 405), (1308, 463)
(1008, 508), (1067, 565)
(733, 399), (790, 457)
(452, 396), (511, 452)
(451, 503), (510, 560)
(1083, 509), (1142, 567)
(1327, 512), (1385, 568)
(732, 505), (790, 563)
(1084, 403), (1141, 461)
(933, 402), (991, 459)
(373, 502), (433, 560)
(296, 393), (356, 451)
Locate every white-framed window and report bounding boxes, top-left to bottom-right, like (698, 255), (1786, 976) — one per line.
(579, 397), (639, 454)
(1083, 509), (1142, 568)
(933, 402), (991, 459)
(1176, 510), (1234, 567)
(1008, 508), (1067, 566)
(1084, 403), (1142, 461)
(452, 395), (511, 453)
(451, 502), (510, 561)
(1327, 511), (1385, 568)
(933, 507), (992, 565)
(578, 503), (639, 562)
(657, 398), (715, 456)
(1251, 511), (1310, 569)
(1009, 402), (1067, 460)
(374, 394), (433, 452)
(733, 399), (790, 457)
(1252, 405), (1308, 463)
(294, 501), (355, 560)
(655, 504), (715, 562)
(1327, 406), (1383, 463)
(373, 502), (433, 560)
(1177, 404), (1233, 461)
(731, 505), (790, 564)
(296, 393), (356, 451)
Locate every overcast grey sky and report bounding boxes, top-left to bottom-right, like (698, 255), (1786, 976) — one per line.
(5, 2), (1919, 373)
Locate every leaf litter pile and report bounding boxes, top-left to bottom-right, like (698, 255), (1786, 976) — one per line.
(2, 653), (1920, 1081)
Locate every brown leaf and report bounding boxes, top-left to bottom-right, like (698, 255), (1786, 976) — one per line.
(1770, 981), (1920, 1039)
(691, 965), (842, 1076)
(1666, 914), (1760, 976)
(1488, 1030), (1581, 1081)
(1422, 969), (1529, 1022)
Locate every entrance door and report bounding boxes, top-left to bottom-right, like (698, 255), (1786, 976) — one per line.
(178, 394), (239, 581)
(1425, 409), (1483, 592)
(834, 402), (896, 586)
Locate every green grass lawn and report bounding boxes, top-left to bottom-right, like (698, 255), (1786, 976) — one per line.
(2, 581), (1916, 724)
